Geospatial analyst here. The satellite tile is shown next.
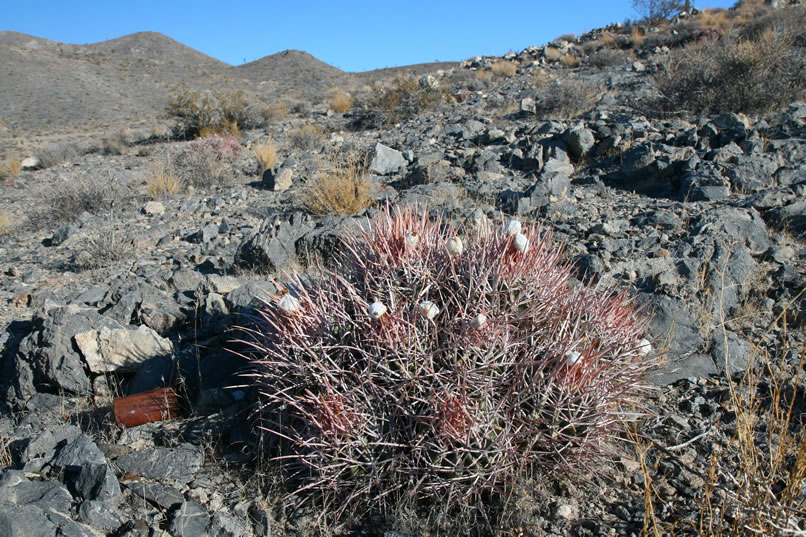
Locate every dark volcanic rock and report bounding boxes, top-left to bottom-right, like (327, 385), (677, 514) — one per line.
(115, 443), (203, 483)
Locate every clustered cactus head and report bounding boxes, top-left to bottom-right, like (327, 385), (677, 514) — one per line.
(242, 205), (656, 527)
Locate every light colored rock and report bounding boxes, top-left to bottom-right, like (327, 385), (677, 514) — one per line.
(142, 201), (165, 216)
(20, 157), (40, 170)
(369, 143), (406, 175)
(74, 325), (173, 373)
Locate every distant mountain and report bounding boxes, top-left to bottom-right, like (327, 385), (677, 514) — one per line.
(0, 31), (458, 134)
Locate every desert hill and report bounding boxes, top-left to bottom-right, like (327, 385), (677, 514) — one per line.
(0, 30), (459, 136)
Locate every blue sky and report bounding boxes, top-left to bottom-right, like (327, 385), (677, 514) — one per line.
(3, 1), (733, 72)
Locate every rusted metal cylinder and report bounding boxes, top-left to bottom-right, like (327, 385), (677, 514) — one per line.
(113, 387), (181, 428)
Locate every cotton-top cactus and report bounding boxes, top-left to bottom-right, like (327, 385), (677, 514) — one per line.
(242, 205), (656, 526)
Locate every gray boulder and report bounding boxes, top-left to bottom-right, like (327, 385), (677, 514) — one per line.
(115, 443), (203, 483)
(170, 501), (210, 537)
(370, 143), (407, 175)
(766, 199), (806, 239)
(561, 127), (595, 161)
(234, 212), (315, 274)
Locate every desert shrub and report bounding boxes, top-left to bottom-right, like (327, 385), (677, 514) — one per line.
(490, 61), (517, 77)
(166, 81), (262, 139)
(329, 91), (353, 113)
(544, 46), (563, 62)
(535, 77), (603, 118)
(352, 76), (448, 129)
(254, 141), (278, 173)
(288, 124), (325, 151)
(37, 141), (82, 168)
(0, 158), (22, 181)
(242, 206), (656, 532)
(101, 134), (127, 155)
(31, 179), (117, 229)
(654, 10), (806, 115)
(590, 48), (630, 68)
(261, 102), (289, 123)
(72, 219), (134, 270)
(631, 25), (646, 48)
(560, 53), (581, 67)
(172, 134), (241, 189)
(300, 151), (374, 216)
(145, 160), (181, 200)
(633, 0), (692, 26)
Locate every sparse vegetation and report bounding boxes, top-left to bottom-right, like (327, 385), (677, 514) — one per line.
(352, 76), (448, 128)
(640, 294), (806, 536)
(535, 77), (603, 118)
(145, 160), (181, 200)
(172, 134), (241, 189)
(591, 47), (630, 68)
(166, 81), (263, 139)
(631, 25), (646, 48)
(30, 178), (118, 229)
(36, 141), (82, 168)
(329, 91), (353, 113)
(633, 0), (692, 26)
(261, 101), (289, 123)
(0, 157), (22, 181)
(560, 53), (581, 67)
(544, 47), (563, 62)
(253, 141), (278, 173)
(300, 150), (374, 216)
(288, 124), (325, 151)
(654, 6), (806, 115)
(0, 208), (12, 236)
(490, 61), (517, 77)
(73, 219), (135, 270)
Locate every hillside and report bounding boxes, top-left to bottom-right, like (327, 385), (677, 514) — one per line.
(1, 3), (806, 536)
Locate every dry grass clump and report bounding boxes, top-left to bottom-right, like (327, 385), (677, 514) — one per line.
(288, 124), (325, 151)
(654, 6), (806, 115)
(262, 101), (289, 123)
(544, 47), (563, 62)
(254, 141), (278, 173)
(0, 208), (12, 236)
(352, 75), (448, 128)
(73, 219), (135, 270)
(490, 61), (517, 77)
(601, 32), (618, 49)
(145, 160), (181, 200)
(300, 151), (374, 216)
(329, 91), (353, 113)
(0, 158), (22, 180)
(560, 54), (581, 67)
(641, 294), (806, 536)
(631, 25), (646, 48)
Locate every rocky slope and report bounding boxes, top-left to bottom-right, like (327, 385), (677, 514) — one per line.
(1, 4), (806, 537)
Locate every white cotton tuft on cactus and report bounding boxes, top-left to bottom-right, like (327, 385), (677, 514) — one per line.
(418, 300), (440, 320)
(446, 236), (463, 257)
(505, 219), (522, 236)
(405, 231), (419, 249)
(473, 313), (487, 330)
(565, 350), (582, 366)
(368, 301), (387, 320)
(278, 293), (301, 313)
(513, 232), (529, 253)
(637, 338), (652, 357)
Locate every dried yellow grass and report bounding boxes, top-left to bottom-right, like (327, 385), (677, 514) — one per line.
(146, 160), (181, 200)
(533, 69), (552, 88)
(330, 91), (353, 113)
(254, 141), (278, 173)
(631, 26), (645, 48)
(600, 32), (617, 49)
(560, 54), (581, 67)
(301, 151), (375, 216)
(0, 157), (22, 179)
(544, 47), (563, 62)
(262, 101), (288, 122)
(0, 208), (11, 236)
(490, 61), (517, 77)
(289, 124), (325, 150)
